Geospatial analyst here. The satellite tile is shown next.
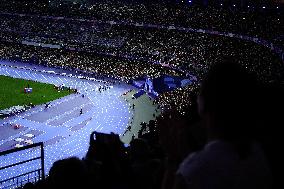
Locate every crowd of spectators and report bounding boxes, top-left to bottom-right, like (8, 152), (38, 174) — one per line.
(0, 1), (282, 45)
(154, 84), (199, 115)
(0, 42), (183, 83)
(85, 2), (283, 42)
(0, 12), (282, 75)
(0, 10), (283, 113)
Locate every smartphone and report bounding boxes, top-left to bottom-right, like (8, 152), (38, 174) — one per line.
(95, 132), (120, 145)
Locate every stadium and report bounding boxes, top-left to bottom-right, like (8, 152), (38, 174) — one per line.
(0, 0), (283, 189)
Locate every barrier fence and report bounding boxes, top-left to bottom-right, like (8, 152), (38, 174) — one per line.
(0, 142), (45, 189)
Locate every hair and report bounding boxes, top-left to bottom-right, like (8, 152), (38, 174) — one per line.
(199, 59), (258, 159)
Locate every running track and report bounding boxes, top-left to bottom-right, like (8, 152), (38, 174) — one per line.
(0, 61), (135, 184)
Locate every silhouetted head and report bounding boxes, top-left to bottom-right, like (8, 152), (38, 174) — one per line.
(198, 59), (258, 156)
(49, 157), (87, 189)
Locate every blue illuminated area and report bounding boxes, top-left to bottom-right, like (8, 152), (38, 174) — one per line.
(0, 61), (134, 182)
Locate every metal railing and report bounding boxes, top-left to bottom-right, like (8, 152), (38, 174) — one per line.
(0, 142), (45, 189)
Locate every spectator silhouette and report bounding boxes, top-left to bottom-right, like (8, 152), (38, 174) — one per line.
(173, 60), (272, 189)
(47, 157), (88, 189)
(159, 99), (205, 189)
(129, 138), (162, 189)
(253, 82), (284, 189)
(84, 132), (131, 189)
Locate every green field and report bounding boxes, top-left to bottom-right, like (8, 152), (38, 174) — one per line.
(0, 75), (73, 110)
